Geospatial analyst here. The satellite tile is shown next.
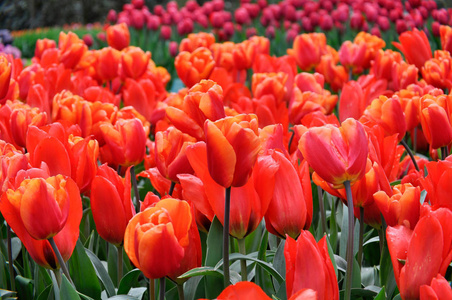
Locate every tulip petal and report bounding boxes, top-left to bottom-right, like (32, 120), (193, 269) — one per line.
(33, 136), (71, 177)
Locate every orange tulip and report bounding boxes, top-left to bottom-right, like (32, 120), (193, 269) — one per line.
(120, 46), (151, 80)
(290, 33), (328, 71)
(339, 40), (368, 74)
(204, 114), (261, 188)
(391, 61), (419, 91)
(285, 232), (339, 300)
(0, 175), (82, 269)
(99, 118), (146, 167)
(34, 38), (57, 61)
(166, 79), (226, 140)
(440, 25), (452, 54)
(371, 49), (403, 81)
(175, 47), (215, 88)
(90, 164), (134, 246)
(353, 31), (386, 68)
(232, 40), (256, 70)
(123, 198), (192, 279)
(95, 47), (121, 81)
(155, 127), (196, 182)
(122, 78), (159, 122)
(106, 23), (130, 51)
(419, 94), (452, 149)
(387, 207), (452, 300)
(252, 72), (287, 105)
(421, 157), (452, 210)
(58, 31), (87, 69)
(359, 95), (407, 142)
(315, 54), (348, 92)
(179, 32), (216, 53)
(393, 28), (432, 70)
(421, 50), (452, 91)
(374, 183), (420, 230)
(298, 118), (368, 188)
(264, 154), (312, 239)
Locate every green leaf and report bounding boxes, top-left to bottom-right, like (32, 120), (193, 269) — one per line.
(34, 265), (53, 297)
(107, 243), (118, 285)
(215, 253), (284, 284)
(374, 287), (386, 300)
(15, 275), (33, 299)
(273, 240), (286, 300)
(339, 287), (379, 299)
(178, 266), (223, 279)
(326, 237), (338, 279)
(0, 289), (16, 297)
(68, 240), (101, 299)
(59, 275), (80, 300)
(204, 217), (225, 299)
(329, 195), (338, 251)
(184, 276), (203, 300)
(255, 231), (274, 296)
(107, 296), (139, 300)
(36, 285), (54, 300)
(10, 238), (21, 261)
(117, 269), (141, 295)
(85, 248), (116, 298)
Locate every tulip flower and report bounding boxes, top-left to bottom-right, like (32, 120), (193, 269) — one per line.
(285, 232), (339, 300)
(175, 47), (215, 88)
(205, 282), (272, 300)
(420, 157), (452, 210)
(232, 40), (256, 70)
(251, 72), (287, 105)
(99, 118), (146, 167)
(371, 49), (403, 81)
(393, 28), (432, 69)
(298, 118), (368, 188)
(34, 38), (57, 61)
(265, 153), (312, 239)
(155, 127), (196, 183)
(391, 61), (418, 91)
(0, 55), (12, 101)
(166, 79), (226, 140)
(420, 274), (452, 300)
(95, 47), (121, 82)
(123, 198), (192, 279)
(387, 207), (452, 300)
(0, 175), (82, 269)
(91, 164), (134, 246)
(179, 32), (216, 53)
(289, 33), (327, 71)
(120, 46), (151, 80)
(58, 31), (87, 69)
(419, 94), (452, 150)
(440, 25), (452, 54)
(106, 23), (130, 51)
(315, 54), (348, 92)
(204, 114), (261, 188)
(374, 183), (420, 230)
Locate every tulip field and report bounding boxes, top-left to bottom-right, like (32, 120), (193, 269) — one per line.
(1, 0), (452, 299)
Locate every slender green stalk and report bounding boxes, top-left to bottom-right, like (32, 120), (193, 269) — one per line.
(344, 180), (354, 300)
(317, 186), (327, 235)
(150, 279), (155, 300)
(168, 181), (176, 197)
(117, 245), (123, 286)
(52, 269), (62, 288)
(177, 283), (185, 300)
(130, 165), (141, 212)
(237, 238), (247, 281)
(379, 216), (387, 255)
(159, 277), (166, 300)
(223, 187), (232, 287)
(357, 207), (364, 269)
(442, 146), (448, 160)
(48, 237), (73, 286)
(7, 225), (15, 291)
(400, 139), (419, 171)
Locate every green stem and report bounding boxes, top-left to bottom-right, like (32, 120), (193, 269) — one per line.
(48, 237), (73, 286)
(52, 269), (62, 288)
(7, 225), (15, 291)
(379, 215), (387, 255)
(130, 165), (141, 212)
(150, 279), (155, 300)
(442, 146), (448, 160)
(400, 139), (419, 171)
(117, 245), (123, 287)
(168, 181), (176, 197)
(177, 283), (185, 300)
(159, 277), (166, 300)
(344, 180), (354, 300)
(237, 238), (247, 281)
(357, 207), (364, 269)
(287, 129), (295, 153)
(223, 187), (231, 287)
(317, 186), (327, 235)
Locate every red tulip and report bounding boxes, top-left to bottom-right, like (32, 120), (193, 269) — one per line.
(289, 33), (327, 71)
(106, 23), (130, 51)
(58, 31), (87, 69)
(123, 198), (192, 279)
(285, 231), (339, 300)
(298, 118), (368, 188)
(419, 94), (452, 149)
(0, 175), (82, 269)
(175, 47), (215, 88)
(120, 46), (151, 80)
(206, 281), (272, 300)
(393, 28), (432, 69)
(91, 164), (134, 246)
(0, 55), (12, 101)
(420, 274), (452, 300)
(421, 157), (452, 210)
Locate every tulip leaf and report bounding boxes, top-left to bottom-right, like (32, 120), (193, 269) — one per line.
(117, 269), (141, 295)
(273, 240), (286, 300)
(178, 266), (224, 279)
(204, 217), (225, 299)
(10, 237), (21, 261)
(339, 287), (379, 299)
(329, 194), (338, 251)
(0, 290), (16, 297)
(107, 296), (139, 300)
(255, 230), (274, 296)
(34, 265), (53, 296)
(374, 287), (386, 300)
(59, 274), (80, 300)
(184, 276), (203, 300)
(85, 248), (116, 297)
(215, 253), (284, 284)
(36, 285), (54, 300)
(68, 240), (102, 299)
(15, 275), (33, 299)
